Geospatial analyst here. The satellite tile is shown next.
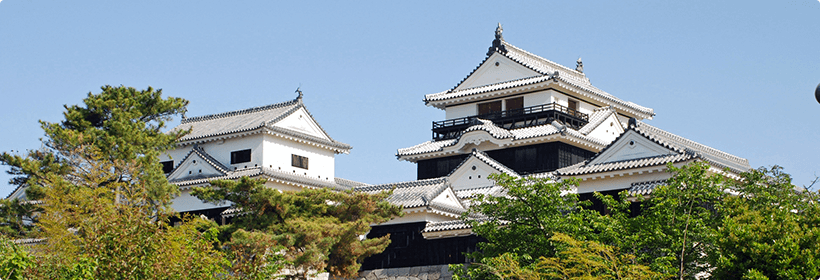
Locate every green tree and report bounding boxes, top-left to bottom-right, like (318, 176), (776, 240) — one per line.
(0, 86), (228, 279)
(622, 162), (727, 278)
(193, 176), (403, 279)
(0, 237), (35, 280)
(453, 174), (659, 280)
(453, 233), (659, 280)
(712, 166), (820, 279)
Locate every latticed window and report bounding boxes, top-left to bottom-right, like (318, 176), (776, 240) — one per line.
(292, 154), (309, 169)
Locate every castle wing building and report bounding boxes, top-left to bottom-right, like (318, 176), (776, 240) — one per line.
(161, 92), (360, 219)
(362, 25), (751, 271)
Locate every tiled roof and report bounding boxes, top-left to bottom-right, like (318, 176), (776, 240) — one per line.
(557, 120), (751, 177)
(557, 153), (694, 176)
(447, 149), (520, 178)
(578, 106), (617, 135)
(628, 180), (667, 196)
(174, 98), (300, 142)
(12, 238), (47, 245)
(464, 119), (513, 139)
(397, 122), (607, 158)
(168, 145), (231, 178)
(630, 120), (751, 173)
(169, 166), (348, 191)
(334, 177), (370, 189)
(355, 178), (450, 208)
(422, 220), (472, 233)
(455, 185), (507, 199)
(396, 139), (457, 157)
(425, 39), (654, 118)
(171, 96), (351, 152)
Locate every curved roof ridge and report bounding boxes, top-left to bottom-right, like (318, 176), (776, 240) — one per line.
(634, 121), (749, 166)
(464, 119), (513, 139)
(182, 98), (299, 124)
(355, 177), (449, 192)
(500, 40), (588, 83)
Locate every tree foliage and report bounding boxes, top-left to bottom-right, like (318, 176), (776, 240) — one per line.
(0, 86), (228, 279)
(456, 162), (820, 280)
(193, 176), (403, 279)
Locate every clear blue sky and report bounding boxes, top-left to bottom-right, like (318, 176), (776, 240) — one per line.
(1, 1), (819, 197)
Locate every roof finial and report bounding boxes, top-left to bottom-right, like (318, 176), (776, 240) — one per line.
(295, 86), (303, 101)
(487, 23), (508, 56)
(575, 57), (584, 73)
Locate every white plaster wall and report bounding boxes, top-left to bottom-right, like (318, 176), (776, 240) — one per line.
(586, 114), (624, 145)
(171, 188), (231, 213)
(549, 90), (596, 116)
(573, 171), (672, 194)
(430, 188), (464, 209)
(162, 134), (267, 171)
(524, 91), (551, 107)
(262, 134), (335, 181)
(273, 107), (330, 140)
(449, 158), (502, 190)
(378, 211), (457, 226)
(456, 54), (538, 90)
(445, 103), (477, 120)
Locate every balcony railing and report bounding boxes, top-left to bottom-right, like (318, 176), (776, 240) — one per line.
(432, 102), (589, 140)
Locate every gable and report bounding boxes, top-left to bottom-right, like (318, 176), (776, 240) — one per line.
(272, 107), (331, 140)
(455, 53), (539, 91)
(585, 113), (625, 145)
(589, 130), (676, 165)
(167, 149), (228, 182)
(448, 156), (507, 190)
(430, 187), (465, 211)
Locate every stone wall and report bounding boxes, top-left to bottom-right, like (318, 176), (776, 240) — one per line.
(350, 265), (455, 280)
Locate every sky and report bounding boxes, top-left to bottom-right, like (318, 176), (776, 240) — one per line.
(1, 1), (819, 197)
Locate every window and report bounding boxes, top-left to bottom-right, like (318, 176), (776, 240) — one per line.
(505, 97), (523, 113)
(567, 99), (579, 114)
(231, 149), (252, 164)
(292, 154), (309, 169)
(161, 160), (174, 173)
(477, 100), (502, 115)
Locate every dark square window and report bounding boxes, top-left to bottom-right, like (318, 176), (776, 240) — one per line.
(477, 101), (502, 115)
(231, 149), (252, 164)
(161, 160), (174, 173)
(292, 154), (309, 169)
(505, 97), (523, 112)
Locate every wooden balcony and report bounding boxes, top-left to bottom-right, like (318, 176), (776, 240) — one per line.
(432, 102), (589, 140)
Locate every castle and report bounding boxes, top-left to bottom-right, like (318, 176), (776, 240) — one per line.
(157, 25), (750, 274)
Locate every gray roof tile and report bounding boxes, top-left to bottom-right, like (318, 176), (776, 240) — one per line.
(397, 122), (607, 157)
(447, 149), (520, 178)
(628, 180), (667, 196)
(169, 166), (348, 191)
(355, 177), (450, 208)
(631, 120), (751, 173)
(425, 40), (654, 118)
(557, 153), (693, 176)
(171, 96), (351, 151)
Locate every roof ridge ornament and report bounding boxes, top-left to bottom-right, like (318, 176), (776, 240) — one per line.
(295, 86), (303, 102)
(576, 57), (584, 73)
(487, 23), (508, 57)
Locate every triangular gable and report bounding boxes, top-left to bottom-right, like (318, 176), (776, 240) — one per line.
(430, 186), (467, 212)
(455, 53), (539, 91)
(167, 147), (229, 182)
(448, 150), (518, 191)
(582, 112), (624, 145)
(588, 130), (677, 165)
(272, 106), (332, 141)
